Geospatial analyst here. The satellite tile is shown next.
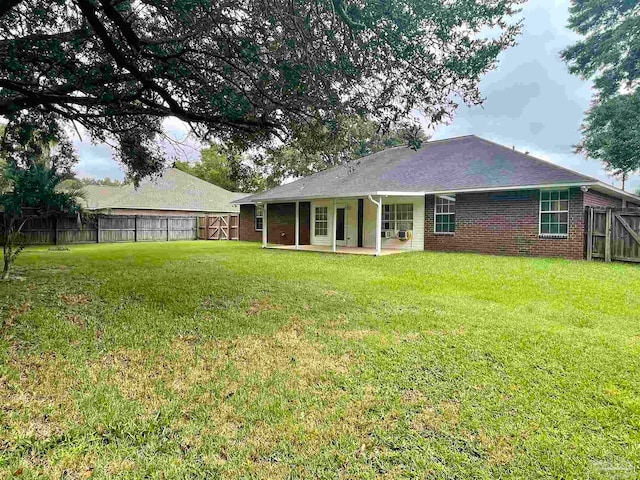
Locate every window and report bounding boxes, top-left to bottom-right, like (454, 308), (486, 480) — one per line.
(435, 195), (455, 233)
(382, 204), (414, 232)
(382, 205), (392, 231)
(255, 205), (264, 231)
(395, 204), (414, 231)
(314, 206), (328, 236)
(540, 190), (569, 236)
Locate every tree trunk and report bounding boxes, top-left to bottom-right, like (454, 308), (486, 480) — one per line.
(2, 243), (11, 280)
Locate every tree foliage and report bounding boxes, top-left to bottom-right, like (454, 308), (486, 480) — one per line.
(562, 0), (639, 98)
(252, 116), (426, 187)
(177, 116), (425, 192)
(0, 120), (82, 279)
(563, 0), (640, 188)
(72, 177), (125, 187)
(174, 146), (265, 193)
(1, 162), (80, 218)
(0, 0), (522, 183)
(0, 124), (7, 193)
(578, 92), (640, 184)
(0, 113), (77, 175)
(1, 163), (82, 279)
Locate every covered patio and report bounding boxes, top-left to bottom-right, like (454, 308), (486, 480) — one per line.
(251, 193), (424, 256)
(265, 244), (407, 256)
(259, 197), (387, 255)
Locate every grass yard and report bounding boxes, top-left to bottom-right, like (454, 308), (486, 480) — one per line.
(1, 241), (639, 478)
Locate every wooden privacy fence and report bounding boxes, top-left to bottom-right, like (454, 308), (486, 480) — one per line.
(586, 207), (640, 263)
(198, 214), (239, 240)
(1, 214), (198, 245)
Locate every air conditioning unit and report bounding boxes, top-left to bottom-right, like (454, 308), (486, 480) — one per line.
(398, 230), (412, 241)
(381, 230), (392, 238)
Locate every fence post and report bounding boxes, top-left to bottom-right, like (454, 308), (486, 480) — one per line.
(97, 215), (101, 243)
(586, 207), (593, 261)
(134, 216), (138, 242)
(53, 216), (58, 245)
(604, 208), (612, 262)
(166, 217), (170, 241)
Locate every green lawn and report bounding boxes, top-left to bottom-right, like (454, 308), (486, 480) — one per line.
(1, 241), (639, 479)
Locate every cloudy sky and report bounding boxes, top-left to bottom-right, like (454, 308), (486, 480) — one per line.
(72, 0), (638, 192)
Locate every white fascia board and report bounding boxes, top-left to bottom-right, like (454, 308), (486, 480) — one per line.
(240, 182), (612, 204)
(243, 192), (378, 204)
(591, 182), (640, 203)
(377, 183), (597, 196)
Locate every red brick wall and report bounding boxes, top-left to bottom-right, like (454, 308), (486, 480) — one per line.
(239, 205), (262, 242)
(267, 203), (295, 245)
(239, 202), (311, 244)
(583, 190), (623, 208)
(424, 189), (586, 259)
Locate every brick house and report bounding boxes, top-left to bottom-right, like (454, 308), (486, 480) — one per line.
(236, 135), (640, 259)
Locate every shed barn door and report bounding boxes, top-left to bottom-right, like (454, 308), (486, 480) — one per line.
(207, 215), (227, 240)
(198, 214), (239, 241)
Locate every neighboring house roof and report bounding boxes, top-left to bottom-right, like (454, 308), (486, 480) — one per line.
(81, 167), (241, 213)
(237, 135), (640, 204)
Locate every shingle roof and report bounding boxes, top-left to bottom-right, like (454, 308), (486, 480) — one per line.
(81, 168), (240, 213)
(238, 135), (600, 203)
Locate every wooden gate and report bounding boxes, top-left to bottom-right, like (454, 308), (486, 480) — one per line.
(198, 214), (239, 241)
(586, 207), (640, 263)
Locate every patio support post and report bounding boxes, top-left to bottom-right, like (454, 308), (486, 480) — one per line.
(332, 199), (337, 253)
(375, 196), (382, 256)
(368, 195), (382, 257)
(295, 201), (299, 250)
(261, 203), (267, 248)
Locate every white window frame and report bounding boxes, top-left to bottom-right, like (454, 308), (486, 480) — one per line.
(434, 195), (456, 234)
(382, 204), (414, 233)
(255, 205), (264, 231)
(314, 206), (328, 236)
(539, 189), (569, 238)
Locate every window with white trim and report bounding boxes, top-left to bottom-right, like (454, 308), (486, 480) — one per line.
(314, 206), (328, 236)
(435, 195), (456, 233)
(540, 190), (569, 236)
(382, 204), (414, 232)
(255, 205), (264, 231)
